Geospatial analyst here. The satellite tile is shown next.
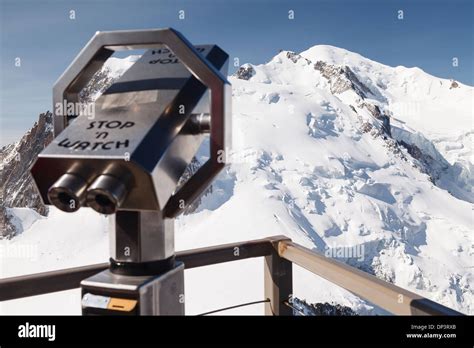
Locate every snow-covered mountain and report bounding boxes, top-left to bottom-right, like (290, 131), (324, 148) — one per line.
(1, 45), (472, 315)
(0, 112), (53, 237)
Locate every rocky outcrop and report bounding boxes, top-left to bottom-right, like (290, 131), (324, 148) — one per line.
(0, 112), (53, 237)
(314, 60), (373, 98)
(0, 207), (17, 238)
(398, 140), (446, 184)
(311, 58), (392, 138)
(79, 67), (115, 102)
(176, 157), (213, 215)
(291, 297), (357, 316)
(234, 64), (255, 80)
(359, 102), (391, 136)
(286, 51), (311, 64)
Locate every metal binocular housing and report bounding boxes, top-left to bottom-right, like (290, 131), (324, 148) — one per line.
(31, 28), (231, 219)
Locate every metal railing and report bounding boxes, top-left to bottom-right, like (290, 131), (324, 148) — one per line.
(0, 235), (461, 315)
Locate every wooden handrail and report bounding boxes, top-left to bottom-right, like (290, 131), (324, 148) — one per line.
(278, 240), (461, 316)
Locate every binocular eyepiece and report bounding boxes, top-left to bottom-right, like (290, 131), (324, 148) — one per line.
(47, 170), (130, 215)
(86, 174), (128, 215)
(47, 173), (88, 213)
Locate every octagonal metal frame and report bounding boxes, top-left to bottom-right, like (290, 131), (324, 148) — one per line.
(52, 28), (231, 217)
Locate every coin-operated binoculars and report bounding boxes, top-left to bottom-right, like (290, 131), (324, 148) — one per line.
(30, 29), (231, 315)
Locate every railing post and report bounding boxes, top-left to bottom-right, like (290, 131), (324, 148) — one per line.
(264, 236), (293, 315)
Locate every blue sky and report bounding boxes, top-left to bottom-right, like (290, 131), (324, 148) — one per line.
(1, 0), (472, 145)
